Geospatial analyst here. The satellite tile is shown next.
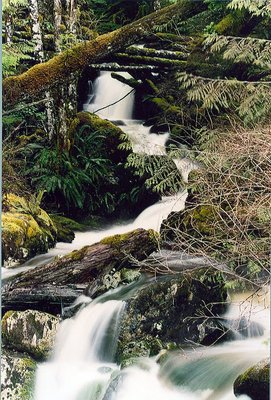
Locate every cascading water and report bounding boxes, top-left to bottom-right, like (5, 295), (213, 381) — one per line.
(3, 71), (269, 400)
(33, 283), (269, 400)
(2, 71), (190, 282)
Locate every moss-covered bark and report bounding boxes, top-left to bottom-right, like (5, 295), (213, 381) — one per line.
(3, 0), (206, 109)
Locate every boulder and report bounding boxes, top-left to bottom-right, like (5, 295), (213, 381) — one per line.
(2, 194), (57, 266)
(2, 309), (60, 360)
(49, 215), (86, 243)
(1, 349), (36, 400)
(233, 358), (270, 400)
(117, 268), (228, 365)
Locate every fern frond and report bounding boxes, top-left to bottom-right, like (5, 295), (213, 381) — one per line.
(204, 34), (271, 69)
(228, 0), (271, 17)
(177, 72), (271, 123)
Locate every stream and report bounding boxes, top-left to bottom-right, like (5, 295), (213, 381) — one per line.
(2, 71), (270, 399)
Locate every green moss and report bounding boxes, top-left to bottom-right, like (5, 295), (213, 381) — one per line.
(2, 311), (16, 340)
(215, 11), (245, 35)
(2, 195), (57, 263)
(101, 231), (134, 246)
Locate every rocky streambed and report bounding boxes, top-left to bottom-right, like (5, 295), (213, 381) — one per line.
(1, 227), (269, 400)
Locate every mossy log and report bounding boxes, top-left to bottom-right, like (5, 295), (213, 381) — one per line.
(111, 73), (141, 90)
(3, 0), (206, 109)
(125, 45), (188, 60)
(4, 229), (159, 289)
(89, 63), (166, 72)
(114, 53), (187, 68)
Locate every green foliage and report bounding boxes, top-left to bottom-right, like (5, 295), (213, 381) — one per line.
(228, 0), (271, 17)
(24, 123), (115, 211)
(2, 42), (34, 78)
(204, 33), (271, 69)
(177, 72), (271, 124)
(125, 151), (184, 195)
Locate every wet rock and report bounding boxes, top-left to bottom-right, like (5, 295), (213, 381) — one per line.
(2, 309), (60, 360)
(2, 194), (57, 266)
(117, 268), (228, 365)
(233, 358), (270, 400)
(86, 268), (142, 299)
(1, 349), (36, 400)
(49, 215), (86, 243)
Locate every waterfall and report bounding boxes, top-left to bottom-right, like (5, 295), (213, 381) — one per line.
(4, 70), (269, 400)
(34, 300), (125, 400)
(84, 71), (135, 120)
(33, 285), (269, 400)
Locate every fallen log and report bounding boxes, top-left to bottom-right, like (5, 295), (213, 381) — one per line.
(3, 0), (207, 109)
(114, 53), (187, 68)
(4, 229), (159, 289)
(125, 45), (189, 60)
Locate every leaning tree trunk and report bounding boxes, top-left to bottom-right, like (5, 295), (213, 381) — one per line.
(3, 0), (207, 109)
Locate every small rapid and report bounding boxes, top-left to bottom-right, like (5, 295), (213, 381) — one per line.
(3, 71), (269, 400)
(33, 284), (269, 400)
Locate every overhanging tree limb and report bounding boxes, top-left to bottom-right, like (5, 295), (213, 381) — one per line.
(3, 0), (207, 109)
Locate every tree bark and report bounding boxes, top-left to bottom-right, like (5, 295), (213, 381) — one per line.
(54, 0), (62, 53)
(3, 0), (206, 109)
(3, 229), (158, 288)
(29, 0), (44, 60)
(5, 14), (13, 44)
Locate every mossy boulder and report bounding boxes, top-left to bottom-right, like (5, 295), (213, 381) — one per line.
(49, 214), (86, 243)
(117, 268), (228, 365)
(2, 194), (57, 266)
(1, 349), (36, 400)
(70, 112), (131, 163)
(233, 358), (270, 400)
(2, 309), (60, 360)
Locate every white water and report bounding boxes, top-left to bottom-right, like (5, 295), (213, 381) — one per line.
(3, 71), (269, 400)
(33, 286), (269, 400)
(2, 71), (191, 282)
(83, 71), (135, 120)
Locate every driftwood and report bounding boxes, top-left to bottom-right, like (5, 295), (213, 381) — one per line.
(4, 229), (158, 289)
(2, 284), (87, 315)
(3, 0), (206, 109)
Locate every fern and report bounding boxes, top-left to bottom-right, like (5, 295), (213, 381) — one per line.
(126, 152), (184, 195)
(177, 72), (271, 123)
(228, 0), (271, 17)
(3, 42), (34, 77)
(204, 34), (271, 69)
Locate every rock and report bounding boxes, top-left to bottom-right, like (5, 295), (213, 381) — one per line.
(233, 358), (270, 400)
(2, 284), (87, 315)
(86, 268), (142, 299)
(2, 309), (60, 360)
(1, 349), (36, 400)
(2, 194), (57, 266)
(49, 215), (86, 243)
(117, 268), (228, 365)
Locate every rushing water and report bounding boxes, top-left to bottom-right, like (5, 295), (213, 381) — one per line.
(3, 71), (269, 400)
(33, 284), (269, 400)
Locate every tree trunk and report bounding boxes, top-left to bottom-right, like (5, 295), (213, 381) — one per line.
(54, 0), (62, 53)
(5, 14), (13, 44)
(3, 0), (206, 109)
(3, 229), (158, 288)
(29, 0), (44, 60)
(29, 0), (55, 139)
